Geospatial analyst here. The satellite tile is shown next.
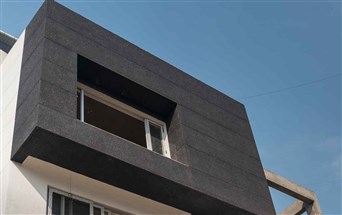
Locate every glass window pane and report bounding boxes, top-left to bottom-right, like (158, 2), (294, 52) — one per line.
(84, 95), (146, 148)
(51, 190), (118, 215)
(52, 192), (72, 215)
(94, 207), (102, 215)
(72, 199), (90, 215)
(149, 123), (163, 155)
(52, 193), (61, 215)
(64, 197), (72, 215)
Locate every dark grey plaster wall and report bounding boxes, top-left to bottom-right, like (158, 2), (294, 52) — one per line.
(11, 1), (275, 214)
(11, 4), (46, 158)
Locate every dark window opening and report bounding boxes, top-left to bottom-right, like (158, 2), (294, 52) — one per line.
(50, 189), (119, 215)
(77, 55), (175, 157)
(51, 192), (89, 215)
(83, 95), (146, 148)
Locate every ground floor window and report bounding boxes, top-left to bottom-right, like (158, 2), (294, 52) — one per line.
(48, 188), (118, 215)
(77, 83), (170, 157)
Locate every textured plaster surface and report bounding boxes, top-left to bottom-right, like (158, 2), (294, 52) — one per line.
(10, 1), (275, 214)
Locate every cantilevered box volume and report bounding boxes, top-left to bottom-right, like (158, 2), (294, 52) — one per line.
(4, 1), (275, 214)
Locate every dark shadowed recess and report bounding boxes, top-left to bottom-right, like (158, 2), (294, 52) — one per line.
(77, 55), (176, 121)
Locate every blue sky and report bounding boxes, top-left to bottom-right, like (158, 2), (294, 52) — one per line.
(1, 0), (341, 213)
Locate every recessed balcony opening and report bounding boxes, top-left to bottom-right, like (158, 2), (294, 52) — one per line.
(77, 55), (177, 157)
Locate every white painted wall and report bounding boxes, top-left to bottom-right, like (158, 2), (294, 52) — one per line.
(2, 156), (188, 215)
(0, 30), (189, 215)
(1, 29), (26, 215)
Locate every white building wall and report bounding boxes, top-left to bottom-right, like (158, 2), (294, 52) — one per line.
(1, 30), (26, 215)
(0, 30), (188, 215)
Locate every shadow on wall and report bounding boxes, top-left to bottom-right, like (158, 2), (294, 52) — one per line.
(2, 156), (189, 215)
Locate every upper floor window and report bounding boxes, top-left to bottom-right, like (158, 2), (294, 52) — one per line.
(77, 83), (170, 158)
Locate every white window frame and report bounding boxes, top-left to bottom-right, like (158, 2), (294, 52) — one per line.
(47, 187), (119, 215)
(93, 204), (113, 215)
(77, 83), (171, 158)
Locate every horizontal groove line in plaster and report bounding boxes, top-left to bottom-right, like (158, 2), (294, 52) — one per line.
(188, 169), (266, 215)
(16, 103), (179, 167)
(186, 145), (268, 188)
(170, 143), (267, 197)
(190, 166), (273, 203)
(14, 39), (264, 200)
(40, 107), (185, 163)
(36, 107), (193, 183)
(42, 28), (176, 103)
(170, 142), (186, 158)
(39, 105), (186, 167)
(21, 20), (46, 67)
(12, 103), (267, 214)
(2, 42), (40, 110)
(13, 101), (39, 136)
(40, 59), (76, 93)
(185, 144), (265, 180)
(181, 123), (260, 161)
(17, 74), (76, 126)
(34, 84), (76, 121)
(169, 130), (185, 158)
(43, 33), (253, 142)
(37, 105), (74, 132)
(24, 5), (47, 42)
(14, 81), (41, 134)
(46, 8), (247, 119)
(40, 76), (77, 96)
(180, 105), (254, 141)
(18, 58), (75, 97)
(15, 37), (45, 106)
(44, 16), (249, 123)
(15, 58), (43, 109)
(12, 125), (38, 160)
(42, 39), (77, 72)
(42, 57), (75, 77)
(16, 45), (76, 122)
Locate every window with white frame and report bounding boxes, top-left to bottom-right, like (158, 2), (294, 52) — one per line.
(48, 188), (119, 215)
(77, 83), (171, 158)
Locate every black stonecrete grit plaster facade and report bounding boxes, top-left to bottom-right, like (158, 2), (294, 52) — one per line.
(11, 1), (276, 214)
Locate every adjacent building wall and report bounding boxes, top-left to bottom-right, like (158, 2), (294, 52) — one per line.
(0, 31), (17, 64)
(0, 31), (16, 51)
